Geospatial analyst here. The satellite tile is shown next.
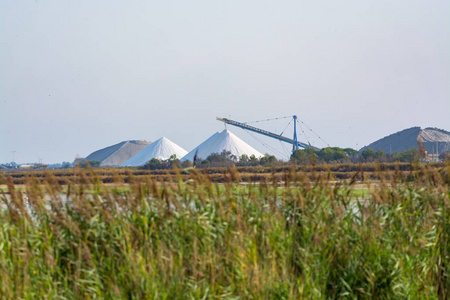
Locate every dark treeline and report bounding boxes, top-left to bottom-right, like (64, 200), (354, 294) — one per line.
(291, 147), (427, 164)
(138, 147), (448, 170)
(140, 151), (282, 170)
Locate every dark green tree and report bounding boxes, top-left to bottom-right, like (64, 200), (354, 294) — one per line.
(439, 151), (450, 161)
(88, 160), (101, 168)
(392, 148), (419, 162)
(343, 148), (359, 157)
(259, 155), (277, 167)
(361, 148), (376, 161)
(291, 148), (317, 165)
(206, 150), (237, 167)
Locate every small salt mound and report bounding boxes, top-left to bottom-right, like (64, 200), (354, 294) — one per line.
(121, 137), (188, 167)
(182, 129), (263, 162)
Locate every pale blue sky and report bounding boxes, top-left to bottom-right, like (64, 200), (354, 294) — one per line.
(1, 0), (449, 163)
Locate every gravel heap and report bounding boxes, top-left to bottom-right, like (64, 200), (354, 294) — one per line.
(360, 127), (450, 154)
(85, 140), (151, 167)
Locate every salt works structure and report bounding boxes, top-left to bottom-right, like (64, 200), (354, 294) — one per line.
(85, 140), (151, 167)
(120, 137), (188, 167)
(181, 129), (263, 162)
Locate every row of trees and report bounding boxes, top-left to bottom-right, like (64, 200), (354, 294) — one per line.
(291, 147), (423, 164)
(292, 147), (450, 164)
(290, 147), (359, 164)
(142, 147), (359, 170)
(359, 148), (420, 163)
(291, 147), (432, 164)
(141, 152), (282, 170)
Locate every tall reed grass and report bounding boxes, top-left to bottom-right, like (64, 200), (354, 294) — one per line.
(0, 163), (449, 299)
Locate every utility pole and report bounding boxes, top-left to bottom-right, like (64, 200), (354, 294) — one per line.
(436, 142), (438, 162)
(356, 144), (359, 162)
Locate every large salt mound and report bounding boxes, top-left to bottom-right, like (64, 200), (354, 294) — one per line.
(85, 140), (151, 167)
(181, 132), (221, 162)
(360, 127), (450, 154)
(182, 129), (263, 162)
(121, 137), (188, 167)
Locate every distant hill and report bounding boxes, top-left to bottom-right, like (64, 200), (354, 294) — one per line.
(360, 127), (450, 154)
(86, 140), (151, 167)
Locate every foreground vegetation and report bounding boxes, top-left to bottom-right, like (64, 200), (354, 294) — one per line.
(0, 163), (449, 299)
(2, 161), (446, 186)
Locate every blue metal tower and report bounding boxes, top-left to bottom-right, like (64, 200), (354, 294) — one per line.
(293, 115), (299, 153)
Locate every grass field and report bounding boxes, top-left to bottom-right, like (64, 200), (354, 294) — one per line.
(1, 161), (445, 186)
(0, 163), (449, 299)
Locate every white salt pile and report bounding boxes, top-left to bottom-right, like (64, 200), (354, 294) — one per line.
(121, 137), (188, 167)
(182, 129), (263, 161)
(85, 140), (151, 167)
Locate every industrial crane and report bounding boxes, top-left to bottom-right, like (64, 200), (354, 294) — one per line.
(217, 115), (320, 154)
